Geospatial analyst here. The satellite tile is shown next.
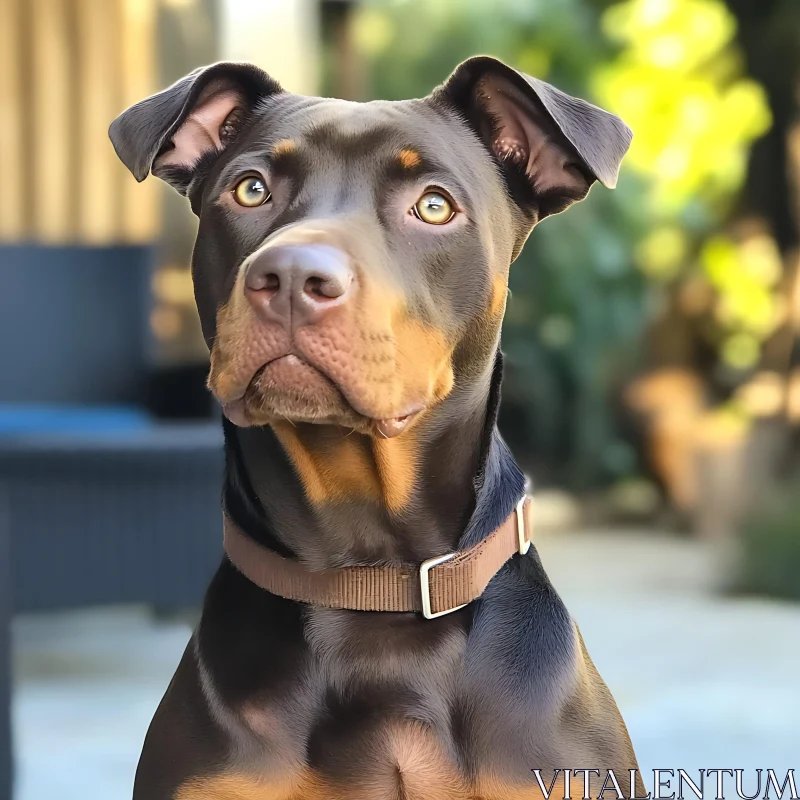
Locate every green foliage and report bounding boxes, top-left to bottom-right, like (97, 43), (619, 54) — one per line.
(597, 0), (775, 375)
(349, 0), (771, 488)
(597, 0), (770, 212)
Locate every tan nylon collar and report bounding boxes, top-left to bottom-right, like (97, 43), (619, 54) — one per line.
(223, 497), (533, 619)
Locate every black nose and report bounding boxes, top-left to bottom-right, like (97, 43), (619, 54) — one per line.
(244, 244), (355, 324)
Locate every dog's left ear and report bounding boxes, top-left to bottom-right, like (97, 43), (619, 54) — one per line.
(109, 62), (282, 194)
(438, 56), (632, 220)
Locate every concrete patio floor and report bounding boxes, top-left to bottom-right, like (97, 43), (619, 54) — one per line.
(12, 528), (800, 799)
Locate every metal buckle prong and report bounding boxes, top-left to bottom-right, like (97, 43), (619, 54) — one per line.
(516, 497), (530, 555)
(419, 552), (468, 620)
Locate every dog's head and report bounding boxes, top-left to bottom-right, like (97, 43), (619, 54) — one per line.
(110, 57), (631, 438)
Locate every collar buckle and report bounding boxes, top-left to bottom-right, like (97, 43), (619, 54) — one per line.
(419, 552), (468, 619)
(516, 497), (530, 555)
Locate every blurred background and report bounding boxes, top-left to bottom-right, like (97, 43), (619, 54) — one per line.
(1, 0), (799, 797)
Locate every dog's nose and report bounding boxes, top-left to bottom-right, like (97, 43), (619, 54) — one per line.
(244, 244), (355, 324)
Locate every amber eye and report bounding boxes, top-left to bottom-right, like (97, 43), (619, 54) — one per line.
(413, 191), (455, 225)
(233, 175), (270, 207)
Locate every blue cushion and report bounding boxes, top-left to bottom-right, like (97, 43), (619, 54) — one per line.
(0, 405), (151, 435)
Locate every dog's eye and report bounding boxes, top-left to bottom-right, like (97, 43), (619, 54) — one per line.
(413, 191), (455, 225)
(233, 175), (271, 207)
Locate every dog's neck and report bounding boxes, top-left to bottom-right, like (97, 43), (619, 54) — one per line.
(222, 352), (526, 569)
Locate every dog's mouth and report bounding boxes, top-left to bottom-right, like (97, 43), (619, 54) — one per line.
(221, 355), (422, 437)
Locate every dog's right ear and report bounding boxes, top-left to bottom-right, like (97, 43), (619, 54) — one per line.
(109, 62), (282, 194)
(437, 57), (631, 222)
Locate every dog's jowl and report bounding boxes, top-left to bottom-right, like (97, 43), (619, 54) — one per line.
(110, 56), (643, 799)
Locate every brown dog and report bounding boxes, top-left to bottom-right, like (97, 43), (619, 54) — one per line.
(110, 56), (641, 799)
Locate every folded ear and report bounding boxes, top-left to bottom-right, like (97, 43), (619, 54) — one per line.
(109, 62), (282, 194)
(438, 56), (632, 220)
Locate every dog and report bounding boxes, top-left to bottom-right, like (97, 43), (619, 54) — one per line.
(110, 55), (642, 800)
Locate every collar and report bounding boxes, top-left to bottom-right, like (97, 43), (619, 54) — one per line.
(223, 496), (533, 619)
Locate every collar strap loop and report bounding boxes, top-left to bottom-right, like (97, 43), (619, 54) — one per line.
(223, 496), (533, 619)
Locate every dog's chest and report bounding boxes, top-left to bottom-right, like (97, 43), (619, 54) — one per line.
(178, 563), (588, 800)
(184, 619), (562, 799)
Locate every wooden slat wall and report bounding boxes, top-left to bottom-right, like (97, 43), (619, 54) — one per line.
(31, 0), (75, 242)
(0, 0), (25, 240)
(77, 0), (121, 243)
(0, 0), (160, 245)
(120, 0), (158, 243)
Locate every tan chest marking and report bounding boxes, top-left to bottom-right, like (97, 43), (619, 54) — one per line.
(177, 728), (596, 799)
(177, 774), (590, 800)
(177, 722), (469, 799)
(476, 771), (618, 800)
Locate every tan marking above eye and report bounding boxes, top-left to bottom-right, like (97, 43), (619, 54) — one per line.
(271, 139), (297, 158)
(398, 148), (421, 169)
(413, 190), (455, 225)
(232, 174), (271, 207)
